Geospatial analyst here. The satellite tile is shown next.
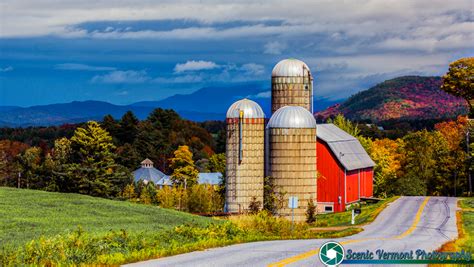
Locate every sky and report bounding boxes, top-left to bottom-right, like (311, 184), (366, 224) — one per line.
(0, 0), (473, 107)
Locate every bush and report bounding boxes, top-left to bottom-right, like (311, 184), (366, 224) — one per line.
(248, 196), (261, 214)
(306, 199), (316, 223)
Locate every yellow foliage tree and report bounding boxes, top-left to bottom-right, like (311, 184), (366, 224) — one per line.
(170, 145), (199, 188)
(441, 57), (474, 117)
(370, 138), (404, 197)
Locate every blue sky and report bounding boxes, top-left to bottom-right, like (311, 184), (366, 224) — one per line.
(0, 0), (473, 107)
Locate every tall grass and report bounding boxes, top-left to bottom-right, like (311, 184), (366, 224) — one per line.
(1, 212), (362, 266)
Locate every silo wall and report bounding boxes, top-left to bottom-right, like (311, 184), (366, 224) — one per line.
(226, 117), (265, 213)
(268, 127), (317, 222)
(271, 76), (313, 114)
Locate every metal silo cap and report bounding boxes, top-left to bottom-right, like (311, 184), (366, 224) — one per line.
(267, 106), (317, 128)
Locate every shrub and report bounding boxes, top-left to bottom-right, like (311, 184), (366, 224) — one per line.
(306, 199), (317, 223)
(248, 196), (261, 214)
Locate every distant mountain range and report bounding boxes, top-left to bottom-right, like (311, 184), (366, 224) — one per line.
(315, 76), (468, 123)
(3, 76), (459, 127)
(0, 84), (337, 127)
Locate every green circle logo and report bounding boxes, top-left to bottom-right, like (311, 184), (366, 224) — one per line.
(319, 241), (344, 266)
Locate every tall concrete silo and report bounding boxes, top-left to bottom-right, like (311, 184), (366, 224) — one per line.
(271, 59), (313, 114)
(267, 106), (317, 221)
(225, 98), (265, 213)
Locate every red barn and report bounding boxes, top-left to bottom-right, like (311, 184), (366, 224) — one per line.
(316, 124), (375, 213)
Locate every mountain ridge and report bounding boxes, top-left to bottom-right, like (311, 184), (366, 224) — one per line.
(315, 76), (467, 123)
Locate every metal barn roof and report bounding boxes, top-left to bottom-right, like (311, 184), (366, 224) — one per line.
(198, 172), (222, 185)
(226, 98), (265, 119)
(271, 58), (311, 77)
(317, 124), (375, 171)
(267, 106), (317, 129)
(133, 166), (169, 184)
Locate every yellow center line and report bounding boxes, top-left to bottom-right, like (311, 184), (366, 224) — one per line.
(267, 197), (431, 267)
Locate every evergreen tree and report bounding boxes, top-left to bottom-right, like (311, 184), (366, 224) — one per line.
(102, 114), (120, 144)
(65, 121), (131, 197)
(118, 111), (139, 144)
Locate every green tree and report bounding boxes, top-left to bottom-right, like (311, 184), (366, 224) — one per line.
(441, 57), (474, 117)
(116, 143), (141, 169)
(118, 111), (139, 144)
(208, 153), (226, 198)
(263, 176), (286, 215)
(102, 114), (120, 144)
(170, 145), (199, 187)
(65, 121), (131, 197)
(208, 153), (226, 175)
(328, 114), (361, 137)
(187, 185), (213, 213)
(397, 130), (450, 196)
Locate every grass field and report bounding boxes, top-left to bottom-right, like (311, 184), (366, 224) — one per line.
(0, 187), (379, 265)
(0, 187), (214, 247)
(313, 196), (398, 227)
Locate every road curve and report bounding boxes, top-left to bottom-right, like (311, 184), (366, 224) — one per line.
(124, 197), (458, 267)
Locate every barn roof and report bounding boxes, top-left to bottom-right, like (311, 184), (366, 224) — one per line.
(133, 166), (168, 184)
(198, 172), (222, 185)
(317, 124), (375, 171)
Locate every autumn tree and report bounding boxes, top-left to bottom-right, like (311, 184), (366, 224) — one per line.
(170, 145), (199, 188)
(0, 140), (28, 186)
(441, 57), (474, 117)
(17, 147), (42, 189)
(435, 116), (469, 196)
(370, 138), (404, 197)
(397, 130), (451, 196)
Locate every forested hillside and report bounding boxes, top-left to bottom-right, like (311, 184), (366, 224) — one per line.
(316, 76), (467, 123)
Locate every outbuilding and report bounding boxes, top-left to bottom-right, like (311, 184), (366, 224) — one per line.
(316, 124), (375, 213)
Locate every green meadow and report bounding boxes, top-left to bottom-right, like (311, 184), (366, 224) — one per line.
(0, 187), (213, 247)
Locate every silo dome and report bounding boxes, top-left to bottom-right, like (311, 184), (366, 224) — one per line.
(267, 106), (317, 128)
(272, 58), (311, 77)
(226, 98), (265, 119)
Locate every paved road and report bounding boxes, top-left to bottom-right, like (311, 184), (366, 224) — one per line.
(125, 197), (458, 267)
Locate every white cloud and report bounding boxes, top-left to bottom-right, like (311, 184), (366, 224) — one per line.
(154, 74), (204, 83)
(55, 63), (116, 71)
(248, 91), (271, 99)
(174, 60), (219, 72)
(2, 0), (472, 45)
(240, 63), (265, 76)
(0, 66), (13, 72)
(91, 70), (150, 83)
(264, 41), (287, 55)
